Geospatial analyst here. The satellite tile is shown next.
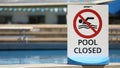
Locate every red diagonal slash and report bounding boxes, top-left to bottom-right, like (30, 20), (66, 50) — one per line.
(73, 9), (102, 38)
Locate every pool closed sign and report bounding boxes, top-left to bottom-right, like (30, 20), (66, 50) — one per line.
(67, 5), (109, 65)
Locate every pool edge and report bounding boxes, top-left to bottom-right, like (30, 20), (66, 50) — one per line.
(0, 63), (120, 68)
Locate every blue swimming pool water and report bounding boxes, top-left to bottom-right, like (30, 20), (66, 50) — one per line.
(0, 50), (67, 64)
(0, 49), (119, 64)
(109, 49), (120, 62)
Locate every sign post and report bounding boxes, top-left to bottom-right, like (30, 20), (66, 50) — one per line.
(67, 5), (109, 65)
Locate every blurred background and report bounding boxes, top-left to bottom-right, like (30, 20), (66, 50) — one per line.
(109, 0), (120, 24)
(0, 0), (119, 65)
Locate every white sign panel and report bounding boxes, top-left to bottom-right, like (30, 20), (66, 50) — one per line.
(67, 5), (109, 65)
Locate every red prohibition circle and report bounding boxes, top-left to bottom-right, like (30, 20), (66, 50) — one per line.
(73, 9), (102, 38)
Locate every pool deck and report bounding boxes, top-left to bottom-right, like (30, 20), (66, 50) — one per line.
(0, 63), (120, 68)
